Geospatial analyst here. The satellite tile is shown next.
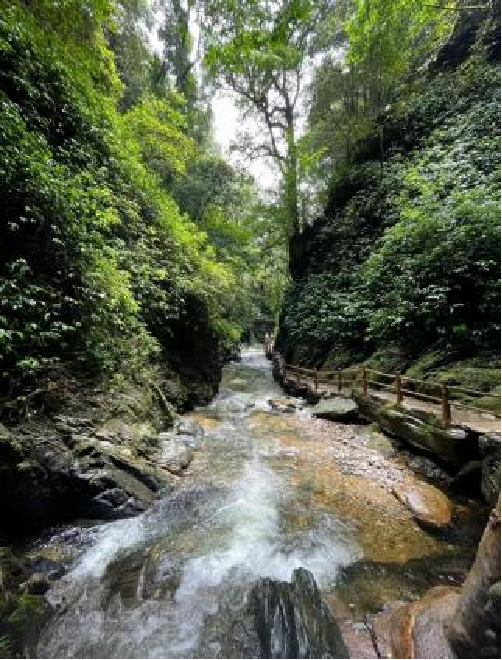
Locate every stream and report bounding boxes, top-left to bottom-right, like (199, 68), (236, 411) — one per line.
(34, 348), (486, 658)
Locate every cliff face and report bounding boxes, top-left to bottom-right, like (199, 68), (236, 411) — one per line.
(277, 9), (500, 383)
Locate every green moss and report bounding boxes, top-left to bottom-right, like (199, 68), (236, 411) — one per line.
(322, 348), (361, 370)
(407, 354), (500, 390)
(474, 394), (501, 414)
(0, 635), (14, 658)
(363, 347), (411, 374)
(7, 594), (49, 628)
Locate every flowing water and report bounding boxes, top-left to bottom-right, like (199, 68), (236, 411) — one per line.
(35, 348), (486, 658)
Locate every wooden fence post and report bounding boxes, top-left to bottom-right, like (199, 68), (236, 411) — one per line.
(396, 374), (403, 405)
(442, 384), (451, 426)
(362, 367), (368, 397)
(338, 369), (342, 394)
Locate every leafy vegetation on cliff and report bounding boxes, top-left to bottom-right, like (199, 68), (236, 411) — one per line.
(0, 0), (287, 416)
(278, 5), (500, 383)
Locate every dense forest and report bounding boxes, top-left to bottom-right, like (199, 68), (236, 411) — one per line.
(0, 0), (287, 419)
(276, 1), (501, 393)
(0, 1), (500, 659)
(1, 0), (499, 420)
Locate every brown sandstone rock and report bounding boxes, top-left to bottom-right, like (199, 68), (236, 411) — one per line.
(392, 480), (453, 529)
(388, 586), (459, 658)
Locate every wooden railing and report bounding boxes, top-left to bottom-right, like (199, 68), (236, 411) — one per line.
(283, 363), (501, 426)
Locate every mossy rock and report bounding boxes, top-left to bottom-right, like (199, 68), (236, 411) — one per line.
(7, 594), (50, 628)
(0, 635), (14, 658)
(311, 397), (359, 422)
(406, 354), (501, 393)
(6, 593), (52, 654)
(353, 392), (481, 467)
(0, 549), (24, 594)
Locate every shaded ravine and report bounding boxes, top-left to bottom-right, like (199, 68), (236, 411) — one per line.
(34, 348), (485, 658)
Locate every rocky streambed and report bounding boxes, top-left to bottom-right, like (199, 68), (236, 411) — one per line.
(0, 348), (498, 658)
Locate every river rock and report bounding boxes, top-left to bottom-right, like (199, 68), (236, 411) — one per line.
(103, 545), (180, 606)
(0, 422), (177, 533)
(392, 480), (453, 529)
(158, 439), (194, 475)
(268, 397), (302, 413)
(311, 398), (359, 423)
(174, 417), (205, 440)
(249, 567), (349, 658)
(272, 353), (286, 383)
(20, 573), (50, 596)
(353, 392), (480, 467)
(479, 433), (501, 507)
(388, 586), (459, 658)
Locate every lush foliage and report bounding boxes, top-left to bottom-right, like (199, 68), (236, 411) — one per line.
(279, 23), (501, 369)
(203, 0), (338, 239)
(0, 0), (286, 402)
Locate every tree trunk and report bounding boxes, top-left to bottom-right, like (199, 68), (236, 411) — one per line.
(379, 123), (384, 179)
(447, 495), (501, 657)
(285, 107), (300, 238)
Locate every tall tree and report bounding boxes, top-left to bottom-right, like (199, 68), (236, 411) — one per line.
(108, 0), (154, 110)
(203, 0), (335, 241)
(346, 0), (452, 170)
(158, 0), (198, 104)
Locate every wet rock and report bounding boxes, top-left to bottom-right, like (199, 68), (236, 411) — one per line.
(479, 433), (501, 507)
(6, 592), (52, 653)
(159, 440), (194, 476)
(392, 480), (453, 529)
(388, 586), (459, 658)
(0, 425), (177, 533)
(268, 397), (302, 413)
(174, 417), (205, 440)
(249, 567), (349, 658)
(353, 392), (480, 467)
(103, 545), (180, 606)
(0, 547), (25, 593)
(20, 573), (50, 596)
(450, 460), (482, 498)
(23, 546), (71, 581)
(272, 353), (286, 383)
(311, 398), (359, 423)
(282, 378), (310, 398)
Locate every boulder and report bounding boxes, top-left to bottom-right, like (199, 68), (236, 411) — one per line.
(249, 567), (349, 658)
(353, 392), (480, 467)
(311, 397), (359, 423)
(0, 423), (177, 533)
(392, 480), (453, 529)
(479, 433), (501, 507)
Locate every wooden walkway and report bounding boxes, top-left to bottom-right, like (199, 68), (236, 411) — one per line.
(283, 363), (501, 434)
